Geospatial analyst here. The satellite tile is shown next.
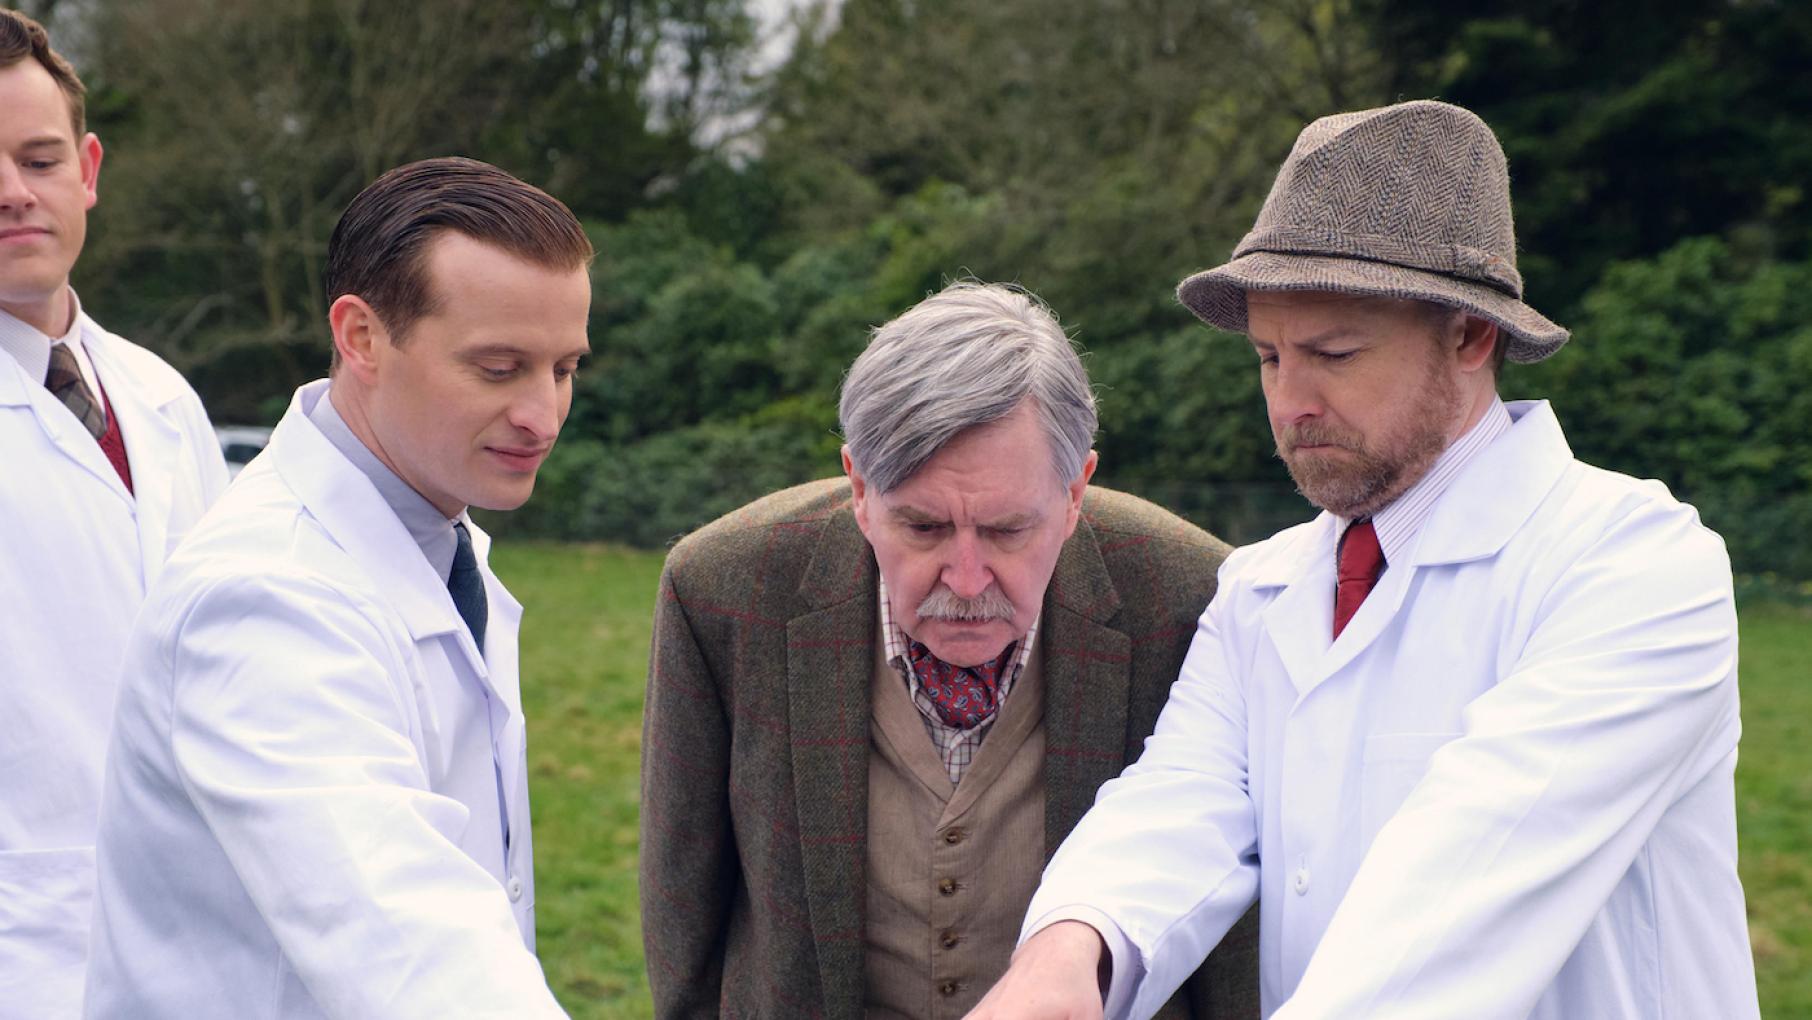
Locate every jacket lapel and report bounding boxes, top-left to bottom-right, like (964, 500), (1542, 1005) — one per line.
(0, 340), (133, 510)
(268, 383), (464, 646)
(1311, 543), (1415, 682)
(87, 332), (188, 586)
(1253, 516), (1338, 698)
(1323, 402), (1575, 677)
(469, 523), (527, 817)
(1262, 401), (1578, 696)
(785, 505), (878, 1017)
(1040, 514), (1134, 857)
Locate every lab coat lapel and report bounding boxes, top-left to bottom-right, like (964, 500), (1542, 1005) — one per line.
(468, 522), (527, 807)
(267, 383), (466, 652)
(1408, 401), (1575, 570)
(442, 518), (509, 686)
(87, 330), (186, 586)
(0, 344), (132, 510)
(1263, 401), (1578, 696)
(1256, 516), (1340, 697)
(1314, 543), (1416, 681)
(1328, 402), (1577, 678)
(784, 507), (876, 1017)
(1040, 515), (1133, 855)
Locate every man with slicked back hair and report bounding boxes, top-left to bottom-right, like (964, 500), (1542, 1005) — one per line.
(86, 158), (593, 1018)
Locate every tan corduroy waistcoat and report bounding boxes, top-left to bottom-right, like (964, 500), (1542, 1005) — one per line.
(863, 633), (1047, 1019)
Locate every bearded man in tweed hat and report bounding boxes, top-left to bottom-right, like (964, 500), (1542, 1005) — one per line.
(972, 101), (1758, 1019)
(639, 281), (1260, 1019)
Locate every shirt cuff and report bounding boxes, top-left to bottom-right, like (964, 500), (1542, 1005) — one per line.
(1021, 904), (1145, 1020)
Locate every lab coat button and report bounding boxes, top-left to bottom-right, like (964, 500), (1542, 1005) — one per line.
(507, 875), (524, 902)
(1293, 867), (1310, 894)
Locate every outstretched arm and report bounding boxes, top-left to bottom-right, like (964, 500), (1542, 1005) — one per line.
(978, 583), (1263, 1019)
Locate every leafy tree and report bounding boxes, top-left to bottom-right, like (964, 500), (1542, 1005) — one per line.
(24, 0), (1807, 577)
(67, 0), (759, 422)
(1365, 0), (1812, 316)
(1516, 237), (1812, 576)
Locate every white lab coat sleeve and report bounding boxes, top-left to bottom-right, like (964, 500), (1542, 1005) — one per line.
(166, 570), (567, 1019)
(1017, 904), (1144, 1018)
(1275, 503), (1742, 1019)
(1020, 584), (1263, 1020)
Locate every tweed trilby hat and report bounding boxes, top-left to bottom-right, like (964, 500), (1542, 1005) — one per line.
(1177, 99), (1568, 362)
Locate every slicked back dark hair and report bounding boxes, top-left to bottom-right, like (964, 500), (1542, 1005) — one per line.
(0, 8), (86, 138)
(325, 157), (594, 357)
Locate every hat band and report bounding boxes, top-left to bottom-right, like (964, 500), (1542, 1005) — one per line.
(1233, 225), (1524, 299)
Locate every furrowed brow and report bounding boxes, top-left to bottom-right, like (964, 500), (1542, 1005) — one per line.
(986, 511), (1041, 530)
(888, 505), (946, 526)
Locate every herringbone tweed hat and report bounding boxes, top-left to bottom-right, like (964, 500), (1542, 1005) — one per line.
(1177, 99), (1568, 362)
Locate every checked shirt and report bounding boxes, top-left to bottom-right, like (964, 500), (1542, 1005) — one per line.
(878, 575), (1038, 786)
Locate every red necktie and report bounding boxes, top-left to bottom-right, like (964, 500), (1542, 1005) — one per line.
(906, 639), (1016, 729)
(1333, 520), (1385, 638)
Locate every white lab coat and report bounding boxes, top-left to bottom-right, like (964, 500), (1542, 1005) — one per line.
(84, 381), (566, 1018)
(1024, 401), (1758, 1019)
(0, 316), (228, 1019)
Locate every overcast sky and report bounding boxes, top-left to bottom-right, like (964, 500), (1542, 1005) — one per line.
(749, 0), (838, 72)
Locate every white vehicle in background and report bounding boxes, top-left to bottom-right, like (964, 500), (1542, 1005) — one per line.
(214, 425), (273, 479)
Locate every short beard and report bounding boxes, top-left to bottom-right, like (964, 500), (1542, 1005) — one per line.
(1275, 358), (1462, 519)
(916, 585), (1017, 624)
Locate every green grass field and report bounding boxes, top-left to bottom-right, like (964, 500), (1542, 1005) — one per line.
(496, 543), (1812, 1018)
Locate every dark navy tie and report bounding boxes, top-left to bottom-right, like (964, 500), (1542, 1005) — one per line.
(449, 521), (488, 652)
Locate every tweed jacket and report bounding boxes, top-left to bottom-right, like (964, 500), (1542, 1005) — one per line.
(640, 478), (1260, 1019)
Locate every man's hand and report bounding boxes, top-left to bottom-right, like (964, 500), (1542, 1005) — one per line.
(964, 920), (1109, 1020)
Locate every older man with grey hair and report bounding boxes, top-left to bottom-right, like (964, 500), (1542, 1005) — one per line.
(638, 281), (1260, 1019)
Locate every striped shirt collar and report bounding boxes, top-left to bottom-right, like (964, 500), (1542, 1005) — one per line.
(0, 288), (98, 394)
(1341, 397), (1513, 566)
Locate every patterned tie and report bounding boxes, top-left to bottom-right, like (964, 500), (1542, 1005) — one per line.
(44, 343), (106, 440)
(907, 639), (1016, 729)
(449, 521), (488, 652)
(1333, 519), (1385, 639)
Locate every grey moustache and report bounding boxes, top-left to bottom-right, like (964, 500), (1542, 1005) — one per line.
(916, 586), (1016, 622)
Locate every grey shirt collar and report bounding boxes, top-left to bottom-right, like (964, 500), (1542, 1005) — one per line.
(308, 386), (460, 583)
